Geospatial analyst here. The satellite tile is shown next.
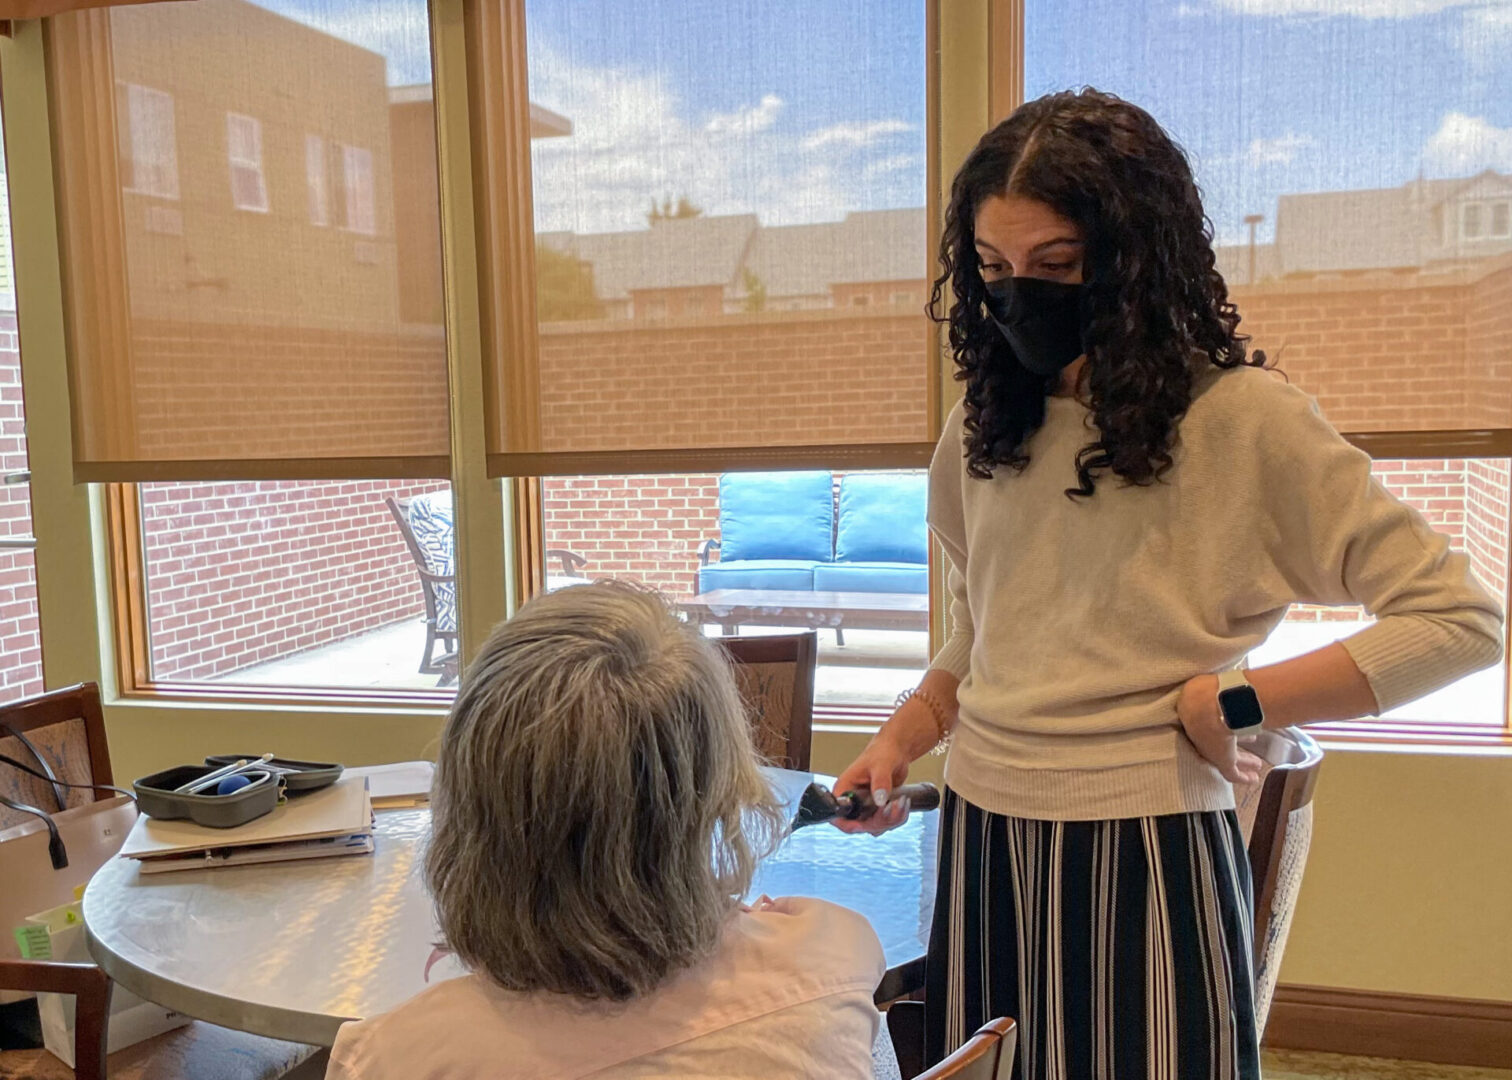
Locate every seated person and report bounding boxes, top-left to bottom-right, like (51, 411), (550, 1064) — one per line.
(326, 581), (885, 1079)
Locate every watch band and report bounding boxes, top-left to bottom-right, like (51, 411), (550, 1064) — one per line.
(1216, 668), (1250, 694)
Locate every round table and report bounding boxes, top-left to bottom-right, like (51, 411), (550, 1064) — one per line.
(84, 768), (938, 1047)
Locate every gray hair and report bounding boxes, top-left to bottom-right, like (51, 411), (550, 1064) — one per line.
(425, 581), (785, 1002)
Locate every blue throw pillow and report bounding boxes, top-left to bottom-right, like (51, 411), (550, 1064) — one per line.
(718, 471), (834, 563)
(834, 473), (927, 564)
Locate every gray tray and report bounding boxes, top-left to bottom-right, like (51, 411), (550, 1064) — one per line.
(133, 764), (283, 829)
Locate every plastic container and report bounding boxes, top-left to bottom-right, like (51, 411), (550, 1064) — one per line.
(132, 765), (282, 829)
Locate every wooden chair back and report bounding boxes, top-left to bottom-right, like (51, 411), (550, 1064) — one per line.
(715, 632), (817, 771)
(0, 683), (111, 831)
(886, 1003), (1016, 1080)
(1233, 726), (1323, 1032)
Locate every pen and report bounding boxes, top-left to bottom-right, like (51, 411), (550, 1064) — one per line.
(176, 753), (275, 795)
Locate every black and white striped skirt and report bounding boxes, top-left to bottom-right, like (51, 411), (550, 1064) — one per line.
(923, 790), (1261, 1080)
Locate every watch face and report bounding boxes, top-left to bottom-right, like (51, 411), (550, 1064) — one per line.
(1219, 685), (1264, 731)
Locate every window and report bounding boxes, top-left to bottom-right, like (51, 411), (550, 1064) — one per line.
(1495, 202), (1511, 239)
(1248, 459), (1507, 729)
(1463, 202), (1485, 241)
(340, 144), (375, 235)
(52, 0), (934, 709)
(306, 134), (328, 227)
(1028, 0), (1512, 735)
(115, 83), (179, 199)
(540, 470), (930, 711)
(0, 118), (43, 705)
(132, 480), (458, 695)
(226, 112), (268, 212)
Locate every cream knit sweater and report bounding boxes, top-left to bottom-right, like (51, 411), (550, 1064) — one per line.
(928, 366), (1503, 821)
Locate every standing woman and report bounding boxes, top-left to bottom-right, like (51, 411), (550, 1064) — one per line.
(833, 89), (1502, 1080)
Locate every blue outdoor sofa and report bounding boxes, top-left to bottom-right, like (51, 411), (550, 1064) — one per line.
(697, 471), (927, 642)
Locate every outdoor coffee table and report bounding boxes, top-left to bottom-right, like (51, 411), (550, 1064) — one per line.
(680, 588), (930, 636)
(83, 768), (938, 1047)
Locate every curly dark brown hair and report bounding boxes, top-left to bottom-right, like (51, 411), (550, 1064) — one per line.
(931, 88), (1264, 497)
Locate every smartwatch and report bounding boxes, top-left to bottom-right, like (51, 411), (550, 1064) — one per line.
(1216, 668), (1265, 733)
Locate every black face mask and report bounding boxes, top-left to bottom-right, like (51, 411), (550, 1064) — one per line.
(983, 276), (1090, 378)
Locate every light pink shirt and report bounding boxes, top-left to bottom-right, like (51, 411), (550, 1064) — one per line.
(324, 896), (885, 1080)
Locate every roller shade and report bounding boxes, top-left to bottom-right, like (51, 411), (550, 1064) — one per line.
(47, 0), (451, 482)
(468, 0), (939, 477)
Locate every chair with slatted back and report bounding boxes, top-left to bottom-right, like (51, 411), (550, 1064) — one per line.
(1232, 726), (1324, 1034)
(0, 684), (326, 1080)
(884, 1007), (1016, 1080)
(715, 632), (818, 771)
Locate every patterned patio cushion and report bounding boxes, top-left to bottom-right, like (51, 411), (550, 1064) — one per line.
(407, 491), (457, 634)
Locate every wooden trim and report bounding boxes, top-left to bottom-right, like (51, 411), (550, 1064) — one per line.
(115, 682), (454, 707)
(465, 0), (542, 459)
(76, 456), (451, 484)
(1503, 465), (1511, 736)
(1309, 719), (1512, 749)
(1266, 984), (1512, 1069)
(488, 443), (936, 478)
(511, 476), (545, 603)
(1341, 429), (1512, 459)
(987, 0), (1025, 124)
(45, 10), (138, 465)
(104, 483), (150, 691)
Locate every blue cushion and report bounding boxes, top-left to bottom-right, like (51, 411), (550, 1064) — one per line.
(406, 490), (457, 633)
(699, 560), (819, 592)
(718, 471), (834, 563)
(814, 562), (929, 594)
(835, 473), (928, 564)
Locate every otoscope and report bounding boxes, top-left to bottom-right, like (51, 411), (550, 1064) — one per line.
(790, 781), (941, 830)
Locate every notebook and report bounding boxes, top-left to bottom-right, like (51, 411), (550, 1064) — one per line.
(119, 775), (373, 873)
(346, 761), (434, 809)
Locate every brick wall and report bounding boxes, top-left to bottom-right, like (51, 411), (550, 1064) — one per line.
(542, 474), (719, 599)
(0, 313), (42, 703)
(536, 309), (932, 452)
(142, 478), (446, 680)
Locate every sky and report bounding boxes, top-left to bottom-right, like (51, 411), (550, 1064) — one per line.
(232, 0), (1511, 242)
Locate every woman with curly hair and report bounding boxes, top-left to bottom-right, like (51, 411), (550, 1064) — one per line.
(833, 89), (1501, 1079)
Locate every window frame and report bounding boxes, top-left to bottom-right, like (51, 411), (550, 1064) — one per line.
(225, 111), (269, 214)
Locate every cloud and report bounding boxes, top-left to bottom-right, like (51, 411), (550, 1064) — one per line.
(862, 154), (923, 181)
(526, 46), (922, 233)
(1244, 133), (1317, 166)
(256, 0), (432, 85)
(1421, 112), (1512, 175)
(1211, 0), (1504, 16)
(802, 120), (915, 151)
(704, 94), (784, 136)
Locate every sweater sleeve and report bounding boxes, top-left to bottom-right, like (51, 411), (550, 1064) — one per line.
(928, 405), (974, 681)
(1257, 380), (1504, 713)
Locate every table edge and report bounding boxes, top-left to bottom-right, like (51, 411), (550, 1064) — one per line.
(86, 920), (348, 1048)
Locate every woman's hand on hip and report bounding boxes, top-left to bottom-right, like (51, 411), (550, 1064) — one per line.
(1177, 674), (1262, 786)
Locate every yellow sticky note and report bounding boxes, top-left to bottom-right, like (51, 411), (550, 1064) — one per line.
(73, 884), (86, 902)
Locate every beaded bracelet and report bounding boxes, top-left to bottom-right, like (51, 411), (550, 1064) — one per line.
(896, 687), (954, 755)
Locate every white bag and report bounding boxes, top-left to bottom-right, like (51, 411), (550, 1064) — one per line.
(24, 900), (191, 1067)
(0, 794), (138, 1005)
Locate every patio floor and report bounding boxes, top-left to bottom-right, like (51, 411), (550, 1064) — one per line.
(219, 614), (1504, 724)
